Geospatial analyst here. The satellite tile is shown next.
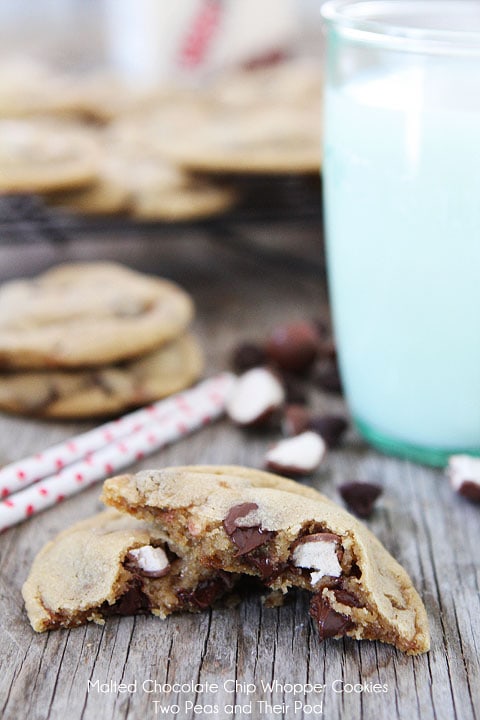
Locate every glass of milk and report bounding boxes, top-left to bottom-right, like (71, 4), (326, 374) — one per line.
(321, 1), (480, 465)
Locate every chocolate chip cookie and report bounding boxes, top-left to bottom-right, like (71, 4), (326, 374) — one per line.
(102, 466), (430, 654)
(155, 104), (322, 175)
(22, 509), (239, 632)
(0, 117), (100, 193)
(0, 262), (194, 369)
(47, 120), (238, 220)
(0, 333), (203, 419)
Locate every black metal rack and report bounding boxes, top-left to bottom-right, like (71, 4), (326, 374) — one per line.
(0, 175), (324, 276)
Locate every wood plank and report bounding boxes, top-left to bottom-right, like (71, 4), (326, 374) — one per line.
(0, 222), (478, 720)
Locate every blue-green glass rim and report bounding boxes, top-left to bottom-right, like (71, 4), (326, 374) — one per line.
(355, 417), (480, 467)
(321, 1), (480, 57)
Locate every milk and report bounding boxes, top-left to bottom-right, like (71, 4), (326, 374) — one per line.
(323, 60), (480, 451)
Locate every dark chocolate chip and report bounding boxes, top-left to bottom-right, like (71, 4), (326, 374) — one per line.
(244, 554), (286, 581)
(309, 594), (354, 640)
(349, 563), (362, 579)
(90, 371), (117, 396)
(293, 532), (342, 549)
(177, 574), (234, 610)
(230, 526), (276, 556)
(309, 415), (348, 448)
(224, 505), (275, 556)
(458, 481), (480, 503)
(103, 581), (150, 617)
(223, 502), (259, 535)
(333, 589), (363, 608)
(339, 482), (382, 518)
(231, 342), (267, 373)
(265, 322), (319, 373)
(24, 384), (60, 413)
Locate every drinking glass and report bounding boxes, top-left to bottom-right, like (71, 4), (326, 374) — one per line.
(321, 1), (480, 465)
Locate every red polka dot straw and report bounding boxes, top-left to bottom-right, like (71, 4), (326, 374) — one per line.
(0, 374), (235, 531)
(0, 373), (234, 500)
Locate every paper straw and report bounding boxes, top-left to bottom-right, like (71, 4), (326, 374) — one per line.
(0, 372), (234, 499)
(0, 372), (235, 531)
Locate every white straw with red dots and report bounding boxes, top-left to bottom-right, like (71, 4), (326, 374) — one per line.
(0, 372), (235, 531)
(0, 373), (234, 498)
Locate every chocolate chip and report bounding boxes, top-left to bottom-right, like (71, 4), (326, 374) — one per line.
(339, 482), (382, 518)
(308, 415), (348, 448)
(333, 589), (363, 608)
(103, 581), (150, 616)
(223, 502), (275, 556)
(244, 554), (286, 581)
(458, 481), (480, 503)
(90, 371), (116, 396)
(309, 594), (354, 639)
(177, 574), (234, 610)
(231, 342), (267, 373)
(230, 526), (276, 556)
(349, 563), (362, 579)
(265, 321), (319, 373)
(223, 502), (259, 535)
(293, 532), (342, 547)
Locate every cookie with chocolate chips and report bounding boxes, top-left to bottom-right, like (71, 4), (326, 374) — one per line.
(0, 333), (203, 419)
(0, 117), (100, 193)
(103, 466), (430, 655)
(0, 262), (194, 369)
(22, 509), (239, 632)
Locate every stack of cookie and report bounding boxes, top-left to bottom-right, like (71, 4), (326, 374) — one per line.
(0, 262), (203, 419)
(22, 465), (430, 655)
(0, 56), (323, 219)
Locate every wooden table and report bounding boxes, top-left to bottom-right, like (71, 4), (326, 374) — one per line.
(0, 212), (478, 720)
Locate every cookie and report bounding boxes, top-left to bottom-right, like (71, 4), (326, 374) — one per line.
(22, 509), (239, 632)
(66, 71), (159, 123)
(0, 334), (203, 419)
(154, 104), (322, 174)
(0, 262), (194, 369)
(211, 59), (323, 110)
(46, 119), (238, 219)
(132, 180), (237, 222)
(0, 117), (100, 193)
(45, 145), (130, 216)
(103, 466), (430, 654)
(0, 57), (84, 119)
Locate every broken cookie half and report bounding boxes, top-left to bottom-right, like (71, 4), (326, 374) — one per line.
(102, 466), (430, 655)
(22, 509), (239, 632)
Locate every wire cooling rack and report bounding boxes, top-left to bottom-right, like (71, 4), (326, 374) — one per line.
(0, 175), (324, 275)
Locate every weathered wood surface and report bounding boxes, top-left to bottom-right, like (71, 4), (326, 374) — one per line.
(0, 220), (478, 720)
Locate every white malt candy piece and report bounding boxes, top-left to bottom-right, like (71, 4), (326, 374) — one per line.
(292, 535), (342, 585)
(128, 545), (170, 577)
(447, 454), (480, 502)
(226, 367), (285, 427)
(265, 431), (326, 476)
